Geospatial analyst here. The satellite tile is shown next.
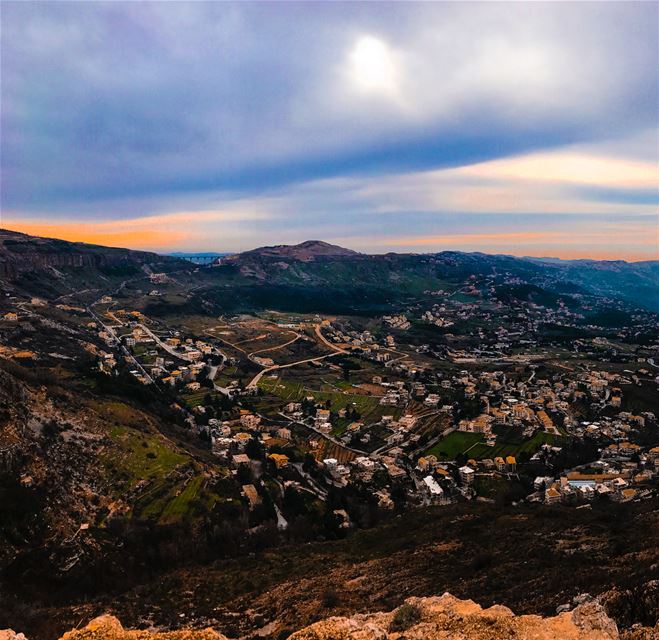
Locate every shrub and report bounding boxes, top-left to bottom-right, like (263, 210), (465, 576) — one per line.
(390, 603), (421, 632)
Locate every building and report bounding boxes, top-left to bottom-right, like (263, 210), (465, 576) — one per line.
(459, 465), (475, 485)
(422, 475), (445, 501)
(268, 453), (289, 469)
(242, 484), (261, 510)
(545, 485), (561, 504)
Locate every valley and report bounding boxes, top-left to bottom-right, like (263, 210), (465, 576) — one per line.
(0, 230), (658, 639)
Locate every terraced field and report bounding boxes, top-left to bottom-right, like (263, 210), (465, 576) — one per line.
(100, 425), (220, 524)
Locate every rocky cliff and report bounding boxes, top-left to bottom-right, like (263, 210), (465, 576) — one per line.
(0, 229), (184, 280)
(4, 593), (657, 640)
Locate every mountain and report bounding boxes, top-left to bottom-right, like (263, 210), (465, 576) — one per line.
(0, 229), (186, 277)
(216, 241), (659, 313)
(227, 240), (361, 261)
(528, 257), (659, 313)
(0, 229), (189, 298)
(1, 231), (657, 312)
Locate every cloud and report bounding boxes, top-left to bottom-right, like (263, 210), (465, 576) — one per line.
(1, 3), (656, 260)
(1, 2), (657, 212)
(2, 207), (274, 251)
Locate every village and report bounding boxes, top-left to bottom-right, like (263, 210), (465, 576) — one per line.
(1, 269), (658, 533)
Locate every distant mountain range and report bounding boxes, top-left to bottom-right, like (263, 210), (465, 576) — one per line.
(220, 240), (659, 312)
(168, 251), (230, 258)
(2, 230), (658, 312)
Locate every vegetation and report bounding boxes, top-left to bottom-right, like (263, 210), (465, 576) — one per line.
(390, 603), (422, 631)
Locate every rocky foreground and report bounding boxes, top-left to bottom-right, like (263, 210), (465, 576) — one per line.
(2, 593), (657, 640)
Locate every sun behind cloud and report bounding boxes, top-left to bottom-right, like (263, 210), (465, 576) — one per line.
(349, 35), (399, 94)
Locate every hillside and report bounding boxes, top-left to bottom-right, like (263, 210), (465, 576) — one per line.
(5, 491), (658, 639)
(0, 229), (189, 298)
(212, 242), (659, 313)
(2, 232), (657, 312)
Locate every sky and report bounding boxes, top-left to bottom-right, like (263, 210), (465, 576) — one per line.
(1, 1), (658, 260)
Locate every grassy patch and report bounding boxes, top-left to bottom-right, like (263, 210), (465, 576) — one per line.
(424, 431), (484, 459)
(159, 475), (205, 524)
(104, 425), (189, 485)
(259, 375), (383, 422)
(469, 431), (562, 460)
(101, 425), (200, 523)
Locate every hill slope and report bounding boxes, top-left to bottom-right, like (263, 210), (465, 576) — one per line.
(217, 242), (659, 312)
(0, 229), (189, 298)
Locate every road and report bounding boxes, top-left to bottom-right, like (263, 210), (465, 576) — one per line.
(87, 301), (159, 390)
(246, 351), (343, 389)
(292, 463), (329, 499)
(135, 323), (195, 362)
(314, 323), (347, 353)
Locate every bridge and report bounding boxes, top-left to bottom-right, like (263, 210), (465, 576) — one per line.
(183, 255), (218, 265)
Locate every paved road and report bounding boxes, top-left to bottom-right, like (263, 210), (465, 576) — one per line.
(87, 301), (159, 390)
(135, 323), (195, 362)
(246, 351), (342, 389)
(314, 323), (347, 354)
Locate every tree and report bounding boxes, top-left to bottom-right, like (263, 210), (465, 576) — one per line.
(245, 437), (265, 460)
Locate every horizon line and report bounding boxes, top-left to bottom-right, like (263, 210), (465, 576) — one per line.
(1, 226), (655, 264)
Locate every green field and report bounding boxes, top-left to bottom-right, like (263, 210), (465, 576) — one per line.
(104, 425), (189, 483)
(468, 431), (562, 460)
(424, 431), (484, 459)
(181, 389), (227, 408)
(101, 425), (221, 524)
(424, 429), (563, 461)
(259, 375), (384, 421)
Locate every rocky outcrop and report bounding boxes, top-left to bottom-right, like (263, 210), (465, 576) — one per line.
(600, 582), (659, 630)
(0, 631), (28, 640)
(57, 616), (228, 640)
(288, 593), (621, 639)
(0, 229), (184, 280)
(5, 593), (649, 640)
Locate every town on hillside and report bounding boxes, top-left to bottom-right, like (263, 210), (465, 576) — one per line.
(2, 264), (657, 538)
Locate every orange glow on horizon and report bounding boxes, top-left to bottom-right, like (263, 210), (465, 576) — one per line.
(1, 221), (190, 251)
(364, 230), (658, 262)
(2, 220), (656, 262)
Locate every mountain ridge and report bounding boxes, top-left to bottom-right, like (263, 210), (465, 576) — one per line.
(1, 231), (658, 311)
(0, 229), (187, 280)
(226, 240), (362, 261)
